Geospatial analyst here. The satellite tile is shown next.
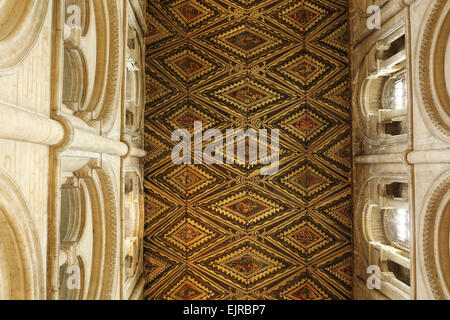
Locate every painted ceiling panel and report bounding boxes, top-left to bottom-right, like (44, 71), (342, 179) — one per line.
(144, 0), (352, 300)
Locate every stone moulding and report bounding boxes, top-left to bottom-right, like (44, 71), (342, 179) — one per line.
(0, 0), (49, 74)
(0, 169), (44, 300)
(353, 22), (409, 147)
(95, 164), (120, 299)
(123, 169), (145, 298)
(417, 0), (450, 143)
(63, 48), (87, 106)
(355, 178), (372, 265)
(75, 160), (120, 300)
(421, 171), (450, 300)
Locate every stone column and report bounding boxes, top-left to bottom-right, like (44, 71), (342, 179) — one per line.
(0, 101), (65, 146)
(407, 149), (450, 164)
(57, 113), (129, 156)
(355, 152), (405, 164)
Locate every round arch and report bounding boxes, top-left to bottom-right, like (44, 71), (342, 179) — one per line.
(0, 0), (49, 74)
(420, 171), (450, 299)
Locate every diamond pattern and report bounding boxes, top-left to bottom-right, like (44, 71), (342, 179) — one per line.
(313, 73), (351, 117)
(269, 48), (337, 91)
(313, 17), (349, 60)
(145, 68), (179, 109)
(145, 10), (177, 49)
(173, 282), (205, 300)
(314, 189), (352, 236)
(288, 7), (320, 28)
(273, 102), (337, 149)
(225, 29), (268, 52)
(201, 74), (291, 117)
(199, 20), (293, 63)
(271, 158), (343, 204)
(152, 44), (226, 89)
(165, 217), (217, 253)
(317, 251), (352, 294)
(200, 186), (291, 228)
(168, 50), (210, 79)
(150, 98), (226, 141)
(145, 0), (352, 300)
(144, 188), (175, 225)
(277, 270), (338, 300)
(197, 241), (289, 288)
(174, 2), (207, 22)
(165, 274), (217, 300)
(314, 129), (352, 178)
(164, 0), (225, 32)
(273, 214), (345, 261)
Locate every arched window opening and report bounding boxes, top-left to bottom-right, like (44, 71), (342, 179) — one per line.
(127, 29), (139, 72)
(126, 110), (135, 128)
(59, 258), (84, 300)
(387, 260), (411, 287)
(376, 181), (410, 250)
(124, 172), (142, 281)
(363, 178), (412, 299)
(377, 34), (406, 63)
(379, 71), (408, 137)
(383, 208), (410, 249)
(383, 75), (407, 111)
(125, 26), (143, 133)
(383, 182), (408, 200)
(360, 28), (409, 142)
(126, 69), (138, 106)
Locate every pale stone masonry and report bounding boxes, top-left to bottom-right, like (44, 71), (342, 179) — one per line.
(350, 0), (450, 300)
(0, 0), (449, 300)
(0, 0), (146, 300)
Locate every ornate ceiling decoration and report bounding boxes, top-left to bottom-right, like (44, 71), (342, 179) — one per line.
(145, 0), (351, 300)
